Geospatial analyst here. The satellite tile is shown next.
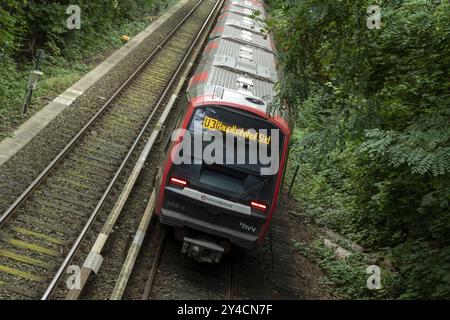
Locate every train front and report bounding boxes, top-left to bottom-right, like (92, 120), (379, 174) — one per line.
(155, 0), (291, 263)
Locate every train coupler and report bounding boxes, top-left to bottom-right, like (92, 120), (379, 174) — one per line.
(181, 236), (225, 264)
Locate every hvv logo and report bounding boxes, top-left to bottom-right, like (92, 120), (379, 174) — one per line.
(240, 222), (256, 233)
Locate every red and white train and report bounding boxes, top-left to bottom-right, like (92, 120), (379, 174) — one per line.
(154, 0), (292, 263)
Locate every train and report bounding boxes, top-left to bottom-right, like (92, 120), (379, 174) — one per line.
(154, 0), (292, 263)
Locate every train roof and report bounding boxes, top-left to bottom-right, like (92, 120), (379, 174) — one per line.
(217, 11), (266, 37)
(203, 38), (277, 76)
(187, 0), (291, 133)
(222, 0), (266, 17)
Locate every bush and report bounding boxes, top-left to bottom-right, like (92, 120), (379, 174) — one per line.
(269, 0), (450, 298)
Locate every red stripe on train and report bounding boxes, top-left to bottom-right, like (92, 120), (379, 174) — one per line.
(210, 26), (224, 35)
(189, 72), (209, 86)
(204, 41), (219, 53)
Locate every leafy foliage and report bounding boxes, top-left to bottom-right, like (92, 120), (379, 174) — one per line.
(268, 0), (450, 298)
(0, 0), (167, 56)
(293, 239), (401, 299)
(0, 0), (171, 135)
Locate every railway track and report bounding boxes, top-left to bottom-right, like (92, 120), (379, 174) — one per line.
(67, 0), (223, 300)
(140, 231), (250, 300)
(138, 227), (237, 300)
(0, 0), (221, 300)
(136, 215), (299, 300)
(141, 226), (168, 300)
(0, 1), (198, 216)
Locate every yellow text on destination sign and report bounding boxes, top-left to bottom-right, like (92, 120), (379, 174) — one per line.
(202, 116), (271, 145)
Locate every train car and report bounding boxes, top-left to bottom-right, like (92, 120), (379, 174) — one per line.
(221, 0), (266, 17)
(154, 0), (292, 263)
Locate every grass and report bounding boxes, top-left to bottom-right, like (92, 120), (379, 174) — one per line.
(41, 73), (84, 93)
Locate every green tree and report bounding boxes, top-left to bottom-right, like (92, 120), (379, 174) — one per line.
(267, 0), (450, 298)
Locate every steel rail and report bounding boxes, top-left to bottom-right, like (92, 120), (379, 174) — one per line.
(109, 190), (157, 300)
(141, 227), (167, 300)
(41, 0), (220, 300)
(109, 0), (224, 297)
(0, 0), (203, 228)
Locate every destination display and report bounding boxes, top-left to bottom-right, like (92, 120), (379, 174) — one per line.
(202, 116), (272, 145)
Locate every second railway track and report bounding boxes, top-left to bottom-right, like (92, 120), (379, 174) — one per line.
(0, 0), (221, 300)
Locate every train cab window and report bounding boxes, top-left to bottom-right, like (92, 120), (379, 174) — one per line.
(171, 105), (285, 204)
